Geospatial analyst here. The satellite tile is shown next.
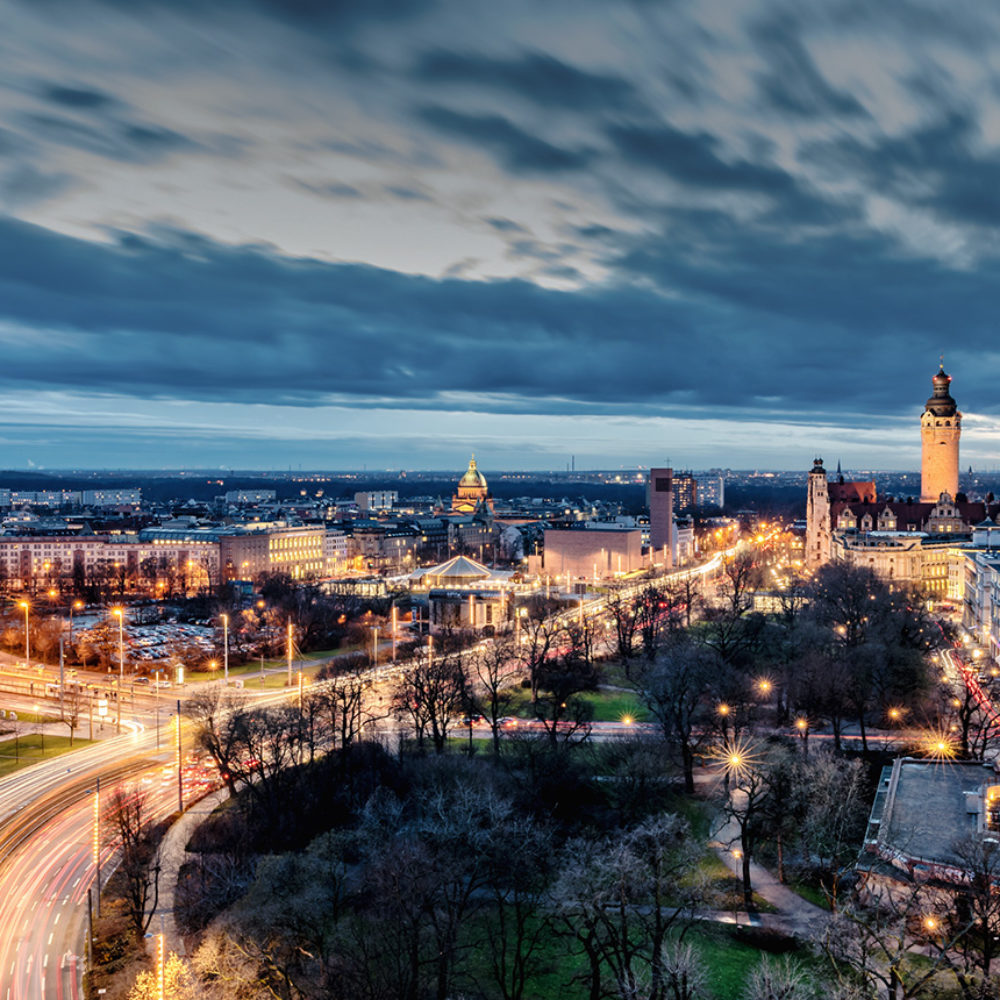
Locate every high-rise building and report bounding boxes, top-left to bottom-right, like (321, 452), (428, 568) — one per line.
(921, 364), (961, 502)
(699, 475), (725, 510)
(648, 467), (673, 567)
(672, 473), (697, 514)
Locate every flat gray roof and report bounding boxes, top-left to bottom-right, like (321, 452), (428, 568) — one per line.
(882, 760), (990, 867)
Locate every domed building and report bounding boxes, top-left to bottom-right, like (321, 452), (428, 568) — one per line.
(452, 455), (493, 514)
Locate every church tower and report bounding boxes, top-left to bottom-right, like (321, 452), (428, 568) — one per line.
(920, 364), (961, 502)
(806, 458), (831, 570)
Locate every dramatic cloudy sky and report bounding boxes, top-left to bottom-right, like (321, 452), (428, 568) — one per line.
(3, 0), (1000, 471)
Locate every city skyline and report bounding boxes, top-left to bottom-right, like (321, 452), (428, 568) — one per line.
(4, 2), (1000, 469)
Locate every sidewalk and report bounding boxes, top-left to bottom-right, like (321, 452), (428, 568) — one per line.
(708, 817), (829, 939)
(149, 786), (229, 958)
(693, 766), (829, 937)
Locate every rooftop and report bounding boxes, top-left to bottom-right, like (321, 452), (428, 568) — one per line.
(873, 758), (994, 870)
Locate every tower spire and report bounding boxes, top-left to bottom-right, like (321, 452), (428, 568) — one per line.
(921, 365), (961, 502)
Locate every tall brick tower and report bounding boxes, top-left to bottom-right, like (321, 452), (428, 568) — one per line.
(920, 364), (961, 502)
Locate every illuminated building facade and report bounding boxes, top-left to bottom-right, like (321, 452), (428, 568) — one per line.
(452, 456), (493, 514)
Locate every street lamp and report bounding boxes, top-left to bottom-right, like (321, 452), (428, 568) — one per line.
(153, 669), (162, 749)
(18, 600), (29, 665)
(795, 717), (809, 755)
(69, 599), (83, 643)
(221, 612), (229, 684)
(391, 604), (397, 663)
(286, 619), (293, 686)
(717, 702), (731, 742)
(112, 607), (125, 679)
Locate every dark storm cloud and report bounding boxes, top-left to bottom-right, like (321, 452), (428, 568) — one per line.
(291, 179), (364, 200)
(606, 121), (794, 194)
(21, 112), (199, 164)
(484, 217), (528, 234)
(2, 216), (998, 425)
(413, 50), (643, 114)
(417, 106), (594, 172)
(383, 185), (432, 201)
(751, 16), (867, 119)
(40, 84), (118, 110)
(804, 111), (1000, 225)
(0, 164), (75, 208)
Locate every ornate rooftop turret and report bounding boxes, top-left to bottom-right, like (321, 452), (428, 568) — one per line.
(925, 363), (957, 417)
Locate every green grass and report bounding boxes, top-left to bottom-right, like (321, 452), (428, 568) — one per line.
(577, 690), (650, 723)
(789, 880), (832, 911)
(0, 733), (92, 776)
(184, 645), (362, 683)
(464, 915), (817, 1000)
(0, 708), (61, 725)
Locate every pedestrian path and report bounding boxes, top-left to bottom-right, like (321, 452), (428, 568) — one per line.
(147, 786), (229, 958)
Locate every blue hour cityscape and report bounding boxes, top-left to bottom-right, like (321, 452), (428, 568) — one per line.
(3, 2), (1000, 998)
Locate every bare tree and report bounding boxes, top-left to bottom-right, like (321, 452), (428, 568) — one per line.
(313, 659), (384, 752)
(184, 686), (246, 796)
(949, 834), (1000, 989)
(109, 785), (161, 940)
(606, 583), (641, 667)
(719, 752), (773, 910)
(468, 633), (520, 756)
(481, 812), (554, 1000)
(519, 599), (560, 709)
(555, 814), (703, 1000)
(664, 574), (703, 630)
(641, 638), (714, 793)
(62, 683), (84, 745)
(822, 881), (961, 1000)
(660, 942), (709, 1000)
(742, 956), (816, 1000)
(393, 649), (468, 753)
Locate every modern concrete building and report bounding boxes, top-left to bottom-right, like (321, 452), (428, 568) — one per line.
(541, 526), (645, 581)
(648, 467), (674, 568)
(860, 757), (1000, 902)
(354, 490), (398, 512)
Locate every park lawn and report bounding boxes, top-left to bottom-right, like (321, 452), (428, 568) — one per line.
(184, 645), (361, 683)
(673, 923), (813, 998)
(464, 915), (814, 1000)
(0, 733), (92, 777)
(0, 709), (61, 725)
(789, 880), (832, 911)
(577, 690), (650, 723)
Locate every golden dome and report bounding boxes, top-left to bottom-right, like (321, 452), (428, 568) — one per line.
(458, 455), (487, 490)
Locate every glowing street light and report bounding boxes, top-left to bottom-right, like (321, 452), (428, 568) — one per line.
(112, 607), (125, 679)
(93, 776), (101, 916)
(795, 716), (809, 754)
(391, 603), (398, 663)
(18, 600), (29, 664)
(69, 598), (83, 642)
(221, 612), (229, 683)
